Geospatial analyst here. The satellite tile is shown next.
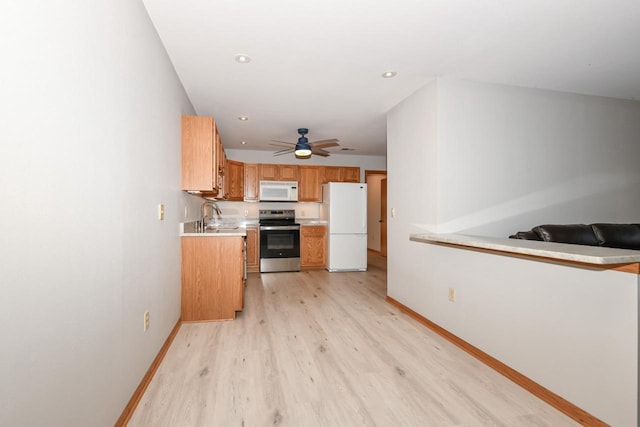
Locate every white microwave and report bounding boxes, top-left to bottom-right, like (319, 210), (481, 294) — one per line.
(259, 181), (299, 202)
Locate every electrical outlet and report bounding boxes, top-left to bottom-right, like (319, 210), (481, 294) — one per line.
(144, 311), (150, 331)
(448, 288), (456, 302)
(301, 209), (306, 217)
(244, 209), (248, 217)
(158, 204), (165, 220)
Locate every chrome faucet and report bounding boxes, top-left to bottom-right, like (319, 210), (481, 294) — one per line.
(201, 200), (222, 226)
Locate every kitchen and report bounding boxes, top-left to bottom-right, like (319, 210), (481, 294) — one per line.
(179, 115), (384, 322)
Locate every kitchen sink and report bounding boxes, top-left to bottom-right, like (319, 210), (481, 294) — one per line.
(204, 224), (240, 232)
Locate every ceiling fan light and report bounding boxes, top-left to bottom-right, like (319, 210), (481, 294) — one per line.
(294, 146), (312, 157)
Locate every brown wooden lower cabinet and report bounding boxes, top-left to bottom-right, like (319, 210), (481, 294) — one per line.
(181, 236), (244, 321)
(301, 225), (327, 269)
(245, 226), (259, 273)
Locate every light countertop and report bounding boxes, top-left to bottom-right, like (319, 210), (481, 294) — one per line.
(180, 221), (247, 237)
(180, 219), (325, 236)
(410, 232), (640, 265)
(297, 219), (328, 225)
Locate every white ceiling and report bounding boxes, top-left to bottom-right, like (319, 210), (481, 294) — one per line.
(142, 0), (640, 157)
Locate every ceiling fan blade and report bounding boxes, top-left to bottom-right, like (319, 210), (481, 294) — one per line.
(273, 148), (294, 156)
(310, 139), (339, 148)
(270, 139), (295, 145)
(269, 143), (294, 149)
(311, 148), (330, 157)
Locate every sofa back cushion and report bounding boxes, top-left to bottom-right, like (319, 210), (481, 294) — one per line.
(591, 223), (640, 250)
(509, 230), (542, 240)
(532, 224), (599, 246)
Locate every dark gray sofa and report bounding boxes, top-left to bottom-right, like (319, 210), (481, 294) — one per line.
(509, 223), (640, 250)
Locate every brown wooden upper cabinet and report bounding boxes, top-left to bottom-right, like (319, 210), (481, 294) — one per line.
(298, 166), (323, 202)
(225, 160), (244, 201)
(181, 115), (224, 196)
(279, 164), (299, 181)
(322, 166), (361, 183)
(322, 166), (342, 183)
(244, 163), (259, 201)
(341, 166), (360, 182)
(299, 166), (361, 202)
(259, 164), (299, 181)
(216, 132), (225, 182)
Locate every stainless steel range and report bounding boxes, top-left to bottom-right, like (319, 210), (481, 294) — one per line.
(259, 209), (300, 273)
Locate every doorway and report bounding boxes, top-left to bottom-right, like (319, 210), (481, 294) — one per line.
(365, 170), (387, 256)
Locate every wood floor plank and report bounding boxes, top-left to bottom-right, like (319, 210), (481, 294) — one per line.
(128, 253), (579, 427)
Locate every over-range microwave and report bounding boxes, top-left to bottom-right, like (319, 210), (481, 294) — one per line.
(259, 181), (298, 202)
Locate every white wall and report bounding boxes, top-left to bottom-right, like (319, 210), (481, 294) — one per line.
(386, 78), (640, 426)
(436, 78), (640, 236)
(386, 80), (440, 307)
(0, 1), (201, 426)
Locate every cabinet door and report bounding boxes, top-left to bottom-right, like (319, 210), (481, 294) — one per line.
(279, 164), (299, 181)
(259, 164), (279, 181)
(181, 115), (216, 192)
(226, 160), (244, 201)
(341, 167), (360, 183)
(298, 166), (322, 202)
(322, 166), (342, 183)
(244, 163), (259, 201)
(301, 225), (327, 269)
(246, 227), (259, 273)
(181, 236), (243, 321)
(215, 131), (225, 197)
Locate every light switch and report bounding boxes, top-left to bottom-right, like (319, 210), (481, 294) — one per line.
(391, 208), (396, 218)
(158, 204), (165, 220)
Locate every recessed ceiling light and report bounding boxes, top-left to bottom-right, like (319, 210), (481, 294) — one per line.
(381, 71), (397, 78)
(234, 54), (251, 63)
(238, 116), (249, 121)
(241, 141), (247, 145)
(341, 147), (355, 151)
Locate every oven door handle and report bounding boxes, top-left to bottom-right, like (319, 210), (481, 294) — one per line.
(260, 225), (300, 231)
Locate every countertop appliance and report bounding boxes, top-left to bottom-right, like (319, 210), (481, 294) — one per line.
(259, 181), (298, 202)
(259, 209), (301, 272)
(321, 182), (368, 272)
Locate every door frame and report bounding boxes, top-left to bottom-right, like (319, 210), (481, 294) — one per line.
(364, 170), (387, 256)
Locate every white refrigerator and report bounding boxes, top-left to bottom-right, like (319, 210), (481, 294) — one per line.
(321, 182), (368, 272)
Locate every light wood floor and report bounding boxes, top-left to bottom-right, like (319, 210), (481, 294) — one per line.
(129, 252), (578, 426)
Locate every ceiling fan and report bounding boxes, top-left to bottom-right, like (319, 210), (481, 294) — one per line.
(270, 128), (339, 158)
